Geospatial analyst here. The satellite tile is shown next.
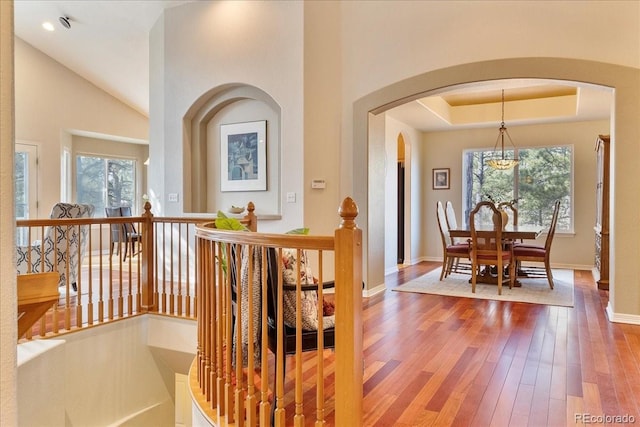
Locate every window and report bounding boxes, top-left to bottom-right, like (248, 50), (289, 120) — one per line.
(76, 155), (136, 216)
(462, 145), (572, 232)
(15, 143), (39, 245)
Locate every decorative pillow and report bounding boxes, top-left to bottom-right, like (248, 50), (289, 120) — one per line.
(281, 248), (335, 331)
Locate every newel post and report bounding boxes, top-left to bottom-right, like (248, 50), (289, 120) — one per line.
(141, 201), (156, 311)
(334, 197), (363, 426)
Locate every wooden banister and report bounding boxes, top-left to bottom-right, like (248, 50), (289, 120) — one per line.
(141, 201), (155, 312)
(192, 197), (363, 426)
(335, 197), (363, 426)
(17, 272), (60, 338)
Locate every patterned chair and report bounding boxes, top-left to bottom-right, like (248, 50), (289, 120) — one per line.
(16, 203), (95, 291)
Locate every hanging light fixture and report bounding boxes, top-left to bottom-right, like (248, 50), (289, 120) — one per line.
(487, 89), (519, 170)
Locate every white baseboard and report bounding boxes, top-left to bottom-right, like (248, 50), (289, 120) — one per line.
(606, 302), (640, 325)
(363, 283), (386, 298)
(384, 265), (399, 275)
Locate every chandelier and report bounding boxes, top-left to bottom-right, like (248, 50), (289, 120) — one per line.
(487, 89), (519, 170)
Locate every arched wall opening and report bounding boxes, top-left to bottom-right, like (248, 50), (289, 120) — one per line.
(353, 57), (640, 319)
(183, 83), (282, 215)
(396, 133), (406, 267)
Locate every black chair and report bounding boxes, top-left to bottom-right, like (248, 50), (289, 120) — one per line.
(119, 206), (142, 261)
(264, 247), (335, 420)
(228, 246), (335, 416)
(105, 207), (123, 258)
(105, 206), (141, 261)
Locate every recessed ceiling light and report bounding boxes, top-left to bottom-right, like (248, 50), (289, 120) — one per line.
(42, 21), (55, 31)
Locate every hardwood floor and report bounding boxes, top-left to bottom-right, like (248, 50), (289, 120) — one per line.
(361, 262), (640, 426)
(26, 259), (639, 426)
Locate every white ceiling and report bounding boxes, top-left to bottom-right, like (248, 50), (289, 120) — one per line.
(13, 1), (613, 129)
(13, 0), (193, 116)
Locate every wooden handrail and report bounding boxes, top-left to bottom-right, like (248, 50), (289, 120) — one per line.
(17, 272), (60, 338)
(193, 197), (363, 426)
(14, 201), (258, 338)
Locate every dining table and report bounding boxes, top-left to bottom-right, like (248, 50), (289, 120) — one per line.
(449, 225), (542, 241)
(448, 225), (544, 287)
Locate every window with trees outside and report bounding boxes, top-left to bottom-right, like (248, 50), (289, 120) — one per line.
(462, 146), (572, 232)
(76, 155), (136, 216)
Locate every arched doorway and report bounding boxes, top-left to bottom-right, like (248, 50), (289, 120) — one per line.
(353, 58), (640, 319)
(397, 133), (406, 265)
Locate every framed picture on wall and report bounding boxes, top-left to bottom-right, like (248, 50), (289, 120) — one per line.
(432, 168), (450, 190)
(220, 120), (267, 192)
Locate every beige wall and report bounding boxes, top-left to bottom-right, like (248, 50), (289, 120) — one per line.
(14, 38), (148, 216)
(303, 1), (343, 236)
(1, 1), (17, 424)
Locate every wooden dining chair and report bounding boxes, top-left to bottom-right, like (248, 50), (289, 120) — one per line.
(512, 200), (561, 289)
(469, 201), (515, 295)
(436, 201), (471, 280)
(497, 201), (518, 228)
(445, 201), (462, 242)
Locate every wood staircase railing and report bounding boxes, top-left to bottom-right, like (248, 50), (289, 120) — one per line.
(17, 272), (60, 338)
(15, 202), (257, 338)
(14, 198), (363, 425)
(192, 197), (363, 426)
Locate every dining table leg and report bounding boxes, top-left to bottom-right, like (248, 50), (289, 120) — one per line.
(468, 265), (522, 287)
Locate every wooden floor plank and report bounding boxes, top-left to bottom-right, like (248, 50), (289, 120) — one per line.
(362, 262), (640, 426)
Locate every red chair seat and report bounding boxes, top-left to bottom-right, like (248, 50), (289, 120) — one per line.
(447, 243), (469, 254)
(513, 246), (546, 257)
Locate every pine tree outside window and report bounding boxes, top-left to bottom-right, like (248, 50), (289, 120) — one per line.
(76, 155), (136, 216)
(462, 145), (572, 232)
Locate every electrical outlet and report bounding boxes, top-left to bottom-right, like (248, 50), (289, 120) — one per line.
(286, 192), (296, 203)
(168, 193), (179, 202)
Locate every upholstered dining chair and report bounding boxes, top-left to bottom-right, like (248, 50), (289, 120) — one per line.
(469, 201), (515, 295)
(444, 201), (462, 243)
(512, 200), (561, 289)
(16, 202), (95, 291)
(437, 201), (471, 280)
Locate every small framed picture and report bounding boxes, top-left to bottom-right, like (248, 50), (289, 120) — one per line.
(432, 168), (450, 190)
